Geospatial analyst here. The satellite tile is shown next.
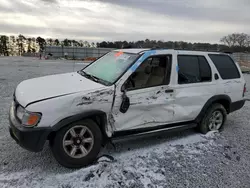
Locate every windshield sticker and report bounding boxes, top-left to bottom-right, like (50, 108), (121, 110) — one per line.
(130, 50), (156, 72)
(115, 51), (123, 57)
(176, 64), (179, 72)
(117, 54), (130, 61)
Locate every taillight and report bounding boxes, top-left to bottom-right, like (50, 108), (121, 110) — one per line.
(243, 83), (246, 97)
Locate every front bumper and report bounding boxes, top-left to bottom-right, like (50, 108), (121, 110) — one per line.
(9, 102), (51, 152)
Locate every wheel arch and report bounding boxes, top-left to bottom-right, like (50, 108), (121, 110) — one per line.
(195, 95), (231, 123)
(48, 110), (109, 142)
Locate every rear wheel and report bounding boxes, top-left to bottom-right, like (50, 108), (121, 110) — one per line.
(50, 119), (102, 168)
(198, 103), (227, 134)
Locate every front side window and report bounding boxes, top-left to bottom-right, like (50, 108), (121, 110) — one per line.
(80, 51), (139, 85)
(125, 55), (172, 90)
(178, 55), (212, 84)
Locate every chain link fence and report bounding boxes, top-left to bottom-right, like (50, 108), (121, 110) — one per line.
(232, 53), (250, 63)
(44, 46), (114, 59)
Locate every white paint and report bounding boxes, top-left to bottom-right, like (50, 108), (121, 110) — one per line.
(112, 85), (175, 131)
(26, 87), (114, 129)
(12, 49), (245, 136)
(15, 72), (106, 107)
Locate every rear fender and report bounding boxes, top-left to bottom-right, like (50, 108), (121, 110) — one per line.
(195, 95), (231, 123)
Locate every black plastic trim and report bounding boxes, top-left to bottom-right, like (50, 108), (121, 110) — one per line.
(52, 110), (108, 132)
(195, 95), (231, 123)
(9, 114), (51, 152)
(112, 121), (196, 139)
(230, 100), (245, 113)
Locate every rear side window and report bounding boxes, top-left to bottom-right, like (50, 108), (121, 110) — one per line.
(209, 54), (240, 79)
(178, 55), (211, 84)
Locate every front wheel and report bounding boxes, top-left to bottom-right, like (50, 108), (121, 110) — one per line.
(198, 103), (227, 134)
(51, 119), (102, 168)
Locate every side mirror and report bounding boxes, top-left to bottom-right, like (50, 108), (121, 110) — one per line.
(119, 91), (130, 113)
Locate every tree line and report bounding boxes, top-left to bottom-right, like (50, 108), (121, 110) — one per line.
(0, 33), (249, 56)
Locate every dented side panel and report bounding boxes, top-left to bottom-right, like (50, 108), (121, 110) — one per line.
(27, 87), (115, 137)
(173, 53), (217, 122)
(112, 86), (175, 131)
(173, 83), (216, 122)
(71, 87), (115, 136)
(112, 50), (176, 131)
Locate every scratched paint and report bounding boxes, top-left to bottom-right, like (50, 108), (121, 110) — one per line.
(76, 89), (113, 106)
(111, 85), (175, 131)
(18, 49), (246, 138)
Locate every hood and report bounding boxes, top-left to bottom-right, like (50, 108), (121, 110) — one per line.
(15, 72), (106, 107)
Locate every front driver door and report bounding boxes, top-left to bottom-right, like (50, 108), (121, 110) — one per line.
(111, 54), (175, 132)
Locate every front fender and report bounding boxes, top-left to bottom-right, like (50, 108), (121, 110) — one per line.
(52, 110), (109, 137)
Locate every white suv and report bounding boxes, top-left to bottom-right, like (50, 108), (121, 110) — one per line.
(9, 49), (246, 168)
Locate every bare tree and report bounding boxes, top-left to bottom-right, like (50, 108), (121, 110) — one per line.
(221, 33), (249, 47)
(247, 35), (250, 47)
(220, 35), (234, 47)
(236, 33), (248, 47)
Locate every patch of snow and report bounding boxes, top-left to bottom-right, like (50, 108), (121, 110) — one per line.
(204, 130), (219, 138)
(168, 133), (207, 146)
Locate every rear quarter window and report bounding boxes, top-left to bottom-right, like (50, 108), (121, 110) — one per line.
(208, 54), (240, 79)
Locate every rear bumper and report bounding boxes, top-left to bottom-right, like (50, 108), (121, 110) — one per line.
(229, 100), (245, 113)
(9, 103), (51, 152)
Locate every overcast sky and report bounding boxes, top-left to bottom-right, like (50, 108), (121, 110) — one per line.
(0, 0), (250, 43)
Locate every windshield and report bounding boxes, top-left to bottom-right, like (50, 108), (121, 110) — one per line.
(81, 51), (139, 85)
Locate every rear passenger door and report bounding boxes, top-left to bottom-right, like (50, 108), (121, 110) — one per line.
(174, 54), (217, 122)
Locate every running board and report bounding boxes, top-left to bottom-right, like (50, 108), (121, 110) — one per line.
(111, 122), (197, 142)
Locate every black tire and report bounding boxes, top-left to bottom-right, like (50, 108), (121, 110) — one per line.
(198, 103), (227, 134)
(50, 119), (102, 168)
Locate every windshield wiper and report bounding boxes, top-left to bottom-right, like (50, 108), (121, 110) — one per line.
(78, 70), (110, 85)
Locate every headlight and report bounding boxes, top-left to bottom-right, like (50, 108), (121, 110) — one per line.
(16, 106), (42, 127)
(16, 106), (25, 120)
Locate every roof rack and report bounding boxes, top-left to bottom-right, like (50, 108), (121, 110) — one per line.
(149, 47), (232, 54)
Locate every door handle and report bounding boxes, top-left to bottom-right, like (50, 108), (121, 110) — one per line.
(165, 89), (174, 93)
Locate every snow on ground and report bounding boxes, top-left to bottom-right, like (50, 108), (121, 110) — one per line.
(0, 57), (250, 188)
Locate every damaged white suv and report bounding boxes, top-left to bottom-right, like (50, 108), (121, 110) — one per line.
(9, 49), (246, 168)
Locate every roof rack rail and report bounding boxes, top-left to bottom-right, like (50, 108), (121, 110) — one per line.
(143, 48), (234, 54)
(151, 48), (233, 53)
